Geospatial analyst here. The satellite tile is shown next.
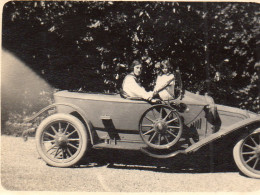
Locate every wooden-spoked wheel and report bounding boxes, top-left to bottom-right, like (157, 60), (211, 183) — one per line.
(36, 113), (88, 167)
(233, 130), (260, 179)
(139, 105), (183, 150)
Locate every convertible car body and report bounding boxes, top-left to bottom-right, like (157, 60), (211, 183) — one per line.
(26, 90), (260, 179)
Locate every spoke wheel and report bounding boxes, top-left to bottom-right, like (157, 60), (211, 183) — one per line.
(139, 105), (183, 149)
(36, 113), (88, 167)
(233, 130), (260, 179)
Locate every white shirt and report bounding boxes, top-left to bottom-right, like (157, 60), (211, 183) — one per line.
(154, 73), (175, 100)
(122, 73), (152, 100)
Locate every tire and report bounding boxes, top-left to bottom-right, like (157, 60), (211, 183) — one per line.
(233, 131), (260, 179)
(36, 113), (88, 167)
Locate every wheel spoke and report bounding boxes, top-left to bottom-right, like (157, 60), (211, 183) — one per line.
(166, 118), (178, 124)
(245, 155), (257, 163)
(163, 111), (173, 121)
(64, 123), (70, 134)
(66, 130), (77, 138)
(164, 135), (170, 143)
(54, 148), (62, 158)
(62, 149), (65, 159)
(152, 109), (157, 120)
(50, 147), (59, 155)
(242, 151), (256, 155)
(143, 128), (155, 135)
(142, 124), (154, 127)
(168, 125), (180, 129)
(51, 125), (58, 134)
(68, 143), (79, 150)
(46, 144), (57, 152)
(167, 130), (177, 138)
(66, 147), (73, 157)
(44, 132), (56, 139)
(59, 122), (62, 131)
(244, 144), (255, 150)
(145, 116), (155, 123)
(149, 132), (157, 143)
(63, 148), (67, 159)
(68, 138), (80, 141)
(158, 134), (161, 145)
(159, 107), (163, 119)
(43, 138), (55, 142)
(253, 158), (259, 169)
(250, 136), (258, 147)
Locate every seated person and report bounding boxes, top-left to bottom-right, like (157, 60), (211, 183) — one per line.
(121, 60), (153, 100)
(153, 60), (176, 100)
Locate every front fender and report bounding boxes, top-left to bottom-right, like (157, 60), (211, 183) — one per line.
(185, 115), (260, 153)
(24, 103), (95, 145)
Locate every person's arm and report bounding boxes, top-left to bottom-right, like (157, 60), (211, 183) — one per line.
(153, 74), (175, 95)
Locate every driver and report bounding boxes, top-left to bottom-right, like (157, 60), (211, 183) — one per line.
(121, 60), (154, 101)
(153, 59), (175, 100)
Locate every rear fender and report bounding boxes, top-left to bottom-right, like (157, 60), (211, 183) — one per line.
(185, 115), (260, 153)
(25, 103), (95, 145)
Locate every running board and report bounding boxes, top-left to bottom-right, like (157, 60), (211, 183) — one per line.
(140, 147), (187, 159)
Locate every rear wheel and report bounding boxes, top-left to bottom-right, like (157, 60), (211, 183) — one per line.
(233, 130), (260, 179)
(36, 113), (88, 167)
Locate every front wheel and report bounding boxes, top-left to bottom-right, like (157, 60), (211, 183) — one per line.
(233, 130), (260, 179)
(36, 113), (88, 167)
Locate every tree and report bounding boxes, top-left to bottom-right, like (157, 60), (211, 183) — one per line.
(2, 1), (260, 125)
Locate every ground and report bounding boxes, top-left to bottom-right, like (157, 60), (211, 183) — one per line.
(1, 135), (260, 192)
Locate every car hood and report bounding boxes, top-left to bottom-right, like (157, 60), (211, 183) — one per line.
(181, 91), (258, 118)
(216, 104), (258, 118)
(178, 90), (208, 105)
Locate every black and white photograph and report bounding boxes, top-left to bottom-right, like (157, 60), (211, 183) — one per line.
(1, 0), (260, 192)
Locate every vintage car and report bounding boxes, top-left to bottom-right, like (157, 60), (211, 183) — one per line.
(25, 88), (260, 179)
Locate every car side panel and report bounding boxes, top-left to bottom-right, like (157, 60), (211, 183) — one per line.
(55, 95), (151, 131)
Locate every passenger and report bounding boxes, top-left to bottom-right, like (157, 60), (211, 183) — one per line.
(122, 60), (153, 100)
(153, 59), (175, 100)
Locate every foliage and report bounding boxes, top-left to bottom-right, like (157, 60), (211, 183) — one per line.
(2, 1), (260, 133)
